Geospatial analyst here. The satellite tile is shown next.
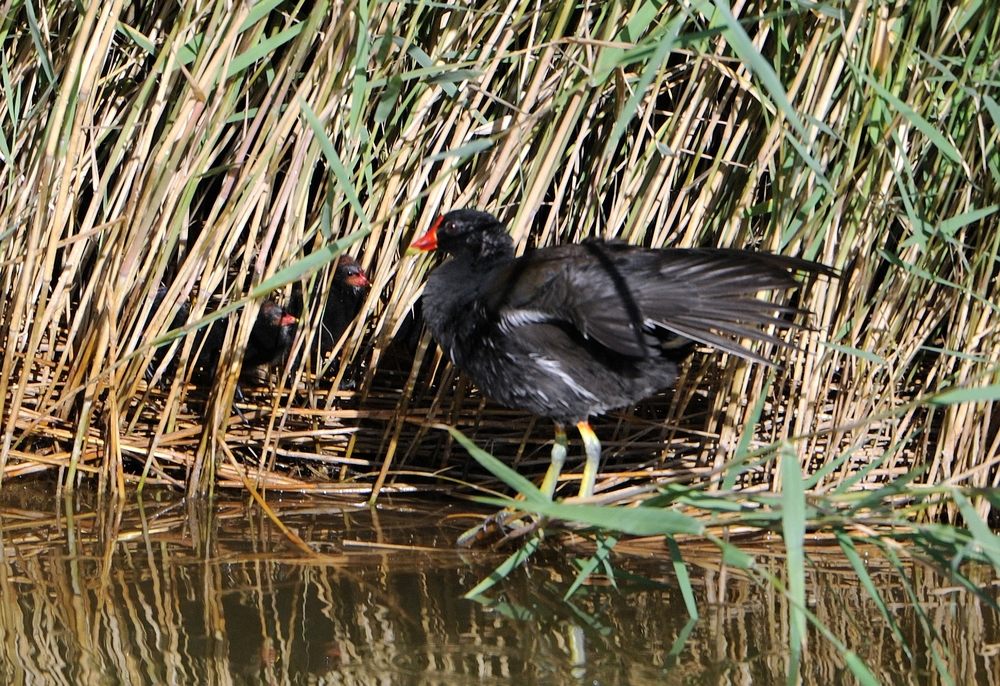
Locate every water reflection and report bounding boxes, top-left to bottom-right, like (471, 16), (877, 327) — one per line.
(0, 485), (995, 684)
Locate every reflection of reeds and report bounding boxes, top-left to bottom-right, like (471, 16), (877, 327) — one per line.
(0, 493), (995, 684)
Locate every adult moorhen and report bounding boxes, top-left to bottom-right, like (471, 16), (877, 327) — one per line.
(411, 209), (833, 500)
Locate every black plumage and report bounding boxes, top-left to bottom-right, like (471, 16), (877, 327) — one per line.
(288, 255), (370, 360)
(148, 287), (297, 383)
(233, 300), (298, 371)
(412, 209), (834, 499)
(322, 255), (370, 352)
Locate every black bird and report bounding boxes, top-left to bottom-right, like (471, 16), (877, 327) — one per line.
(148, 287), (297, 383)
(235, 300), (298, 372)
(289, 255), (371, 360)
(411, 209), (833, 499)
(322, 255), (370, 352)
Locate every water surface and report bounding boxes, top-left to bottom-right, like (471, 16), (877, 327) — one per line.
(0, 484), (995, 684)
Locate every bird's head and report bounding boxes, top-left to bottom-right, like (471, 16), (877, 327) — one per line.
(334, 255), (371, 291)
(409, 209), (514, 261)
(258, 300), (297, 330)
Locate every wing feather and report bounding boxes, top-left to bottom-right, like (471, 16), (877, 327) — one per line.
(481, 243), (831, 362)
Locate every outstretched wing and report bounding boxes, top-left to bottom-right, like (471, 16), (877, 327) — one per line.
(481, 242), (832, 363)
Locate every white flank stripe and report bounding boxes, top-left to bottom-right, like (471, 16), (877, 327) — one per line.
(534, 356), (597, 402)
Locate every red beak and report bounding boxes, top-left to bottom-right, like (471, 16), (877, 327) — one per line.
(279, 313), (297, 327)
(346, 271), (370, 288)
(409, 215), (443, 252)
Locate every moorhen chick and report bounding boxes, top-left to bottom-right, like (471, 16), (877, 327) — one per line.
(235, 300), (299, 372)
(148, 288), (297, 383)
(321, 255), (370, 352)
(196, 300), (298, 384)
(289, 255), (371, 360)
(411, 209), (833, 500)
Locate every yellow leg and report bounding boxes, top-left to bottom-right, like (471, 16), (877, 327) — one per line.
(539, 422), (567, 500)
(576, 420), (601, 498)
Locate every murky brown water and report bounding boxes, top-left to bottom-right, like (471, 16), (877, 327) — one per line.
(0, 482), (996, 685)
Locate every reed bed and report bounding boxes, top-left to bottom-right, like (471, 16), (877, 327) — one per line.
(1, 0), (995, 514)
(1, 1), (998, 666)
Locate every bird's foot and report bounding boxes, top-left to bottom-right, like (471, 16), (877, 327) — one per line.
(457, 509), (546, 548)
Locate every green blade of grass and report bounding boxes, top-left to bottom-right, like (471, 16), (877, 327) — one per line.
(835, 531), (912, 659)
(117, 22), (156, 55)
(445, 426), (546, 501)
(249, 230), (367, 297)
(930, 383), (1000, 406)
(425, 138), (495, 163)
(240, 0), (286, 31)
(705, 534), (757, 570)
(473, 495), (704, 536)
(668, 617), (699, 658)
(600, 15), (683, 160)
(951, 490), (1000, 570)
(228, 24), (304, 77)
(779, 443), (806, 684)
(565, 534), (618, 600)
(691, 0), (830, 192)
(666, 536), (699, 620)
(24, 1), (55, 84)
(821, 342), (888, 365)
(724, 374), (773, 490)
(464, 535), (543, 599)
(300, 100), (372, 233)
(858, 68), (963, 164)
